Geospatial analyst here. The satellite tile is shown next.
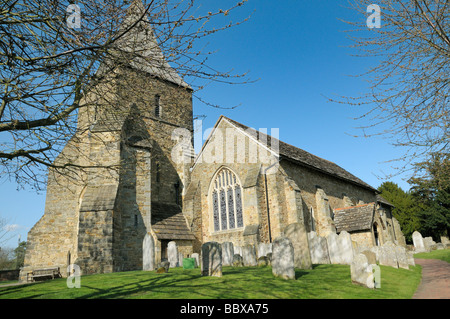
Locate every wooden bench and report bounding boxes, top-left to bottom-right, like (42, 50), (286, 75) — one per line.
(27, 267), (61, 282)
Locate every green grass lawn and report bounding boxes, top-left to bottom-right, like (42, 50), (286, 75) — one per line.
(414, 249), (450, 263)
(0, 263), (422, 299)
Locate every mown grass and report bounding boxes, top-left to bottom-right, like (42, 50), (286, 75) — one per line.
(414, 249), (450, 263)
(0, 263), (422, 299)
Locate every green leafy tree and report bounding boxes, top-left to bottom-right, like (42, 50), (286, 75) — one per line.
(377, 181), (421, 243)
(409, 153), (450, 241)
(13, 241), (27, 269)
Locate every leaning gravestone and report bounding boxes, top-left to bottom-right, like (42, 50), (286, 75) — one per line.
(271, 236), (295, 280)
(423, 237), (436, 251)
(395, 245), (409, 269)
(142, 233), (155, 271)
(308, 231), (330, 264)
(284, 223), (312, 269)
(222, 242), (234, 266)
(351, 253), (374, 289)
(338, 231), (354, 265)
(379, 242), (398, 268)
(412, 231), (426, 253)
(242, 244), (257, 266)
(168, 241), (178, 268)
(201, 242), (222, 277)
(326, 232), (341, 264)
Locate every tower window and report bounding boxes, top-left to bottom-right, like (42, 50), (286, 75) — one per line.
(155, 95), (161, 117)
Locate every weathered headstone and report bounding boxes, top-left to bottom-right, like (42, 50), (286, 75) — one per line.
(379, 242), (398, 268)
(423, 237), (436, 251)
(436, 243), (444, 250)
(412, 231), (426, 253)
(232, 254), (244, 267)
(406, 251), (415, 267)
(157, 260), (170, 273)
(326, 232), (341, 264)
(271, 236), (295, 280)
(284, 223), (312, 269)
(168, 241), (178, 268)
(142, 233), (155, 271)
(307, 231), (330, 264)
(361, 250), (377, 265)
(351, 253), (374, 289)
(257, 243), (272, 258)
(370, 246), (380, 263)
(191, 253), (200, 267)
(201, 242), (222, 277)
(222, 242), (234, 266)
(234, 246), (242, 257)
(257, 256), (270, 267)
(338, 231), (354, 265)
(395, 245), (409, 269)
(242, 244), (257, 266)
(178, 252), (184, 267)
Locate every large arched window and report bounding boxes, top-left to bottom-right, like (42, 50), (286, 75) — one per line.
(211, 168), (244, 232)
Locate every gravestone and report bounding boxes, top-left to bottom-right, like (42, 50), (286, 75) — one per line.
(257, 256), (270, 267)
(351, 253), (374, 289)
(338, 231), (354, 265)
(284, 223), (312, 269)
(395, 245), (409, 269)
(379, 242), (398, 268)
(191, 253), (200, 267)
(271, 236), (295, 280)
(370, 246), (380, 263)
(407, 251), (415, 267)
(222, 242), (234, 266)
(234, 246), (242, 257)
(178, 252), (184, 267)
(423, 237), (436, 251)
(257, 243), (272, 258)
(168, 241), (178, 267)
(361, 250), (377, 265)
(307, 231), (330, 264)
(412, 231), (426, 253)
(232, 254), (244, 267)
(201, 242), (222, 277)
(242, 244), (257, 266)
(326, 232), (341, 264)
(142, 233), (155, 271)
(157, 260), (170, 273)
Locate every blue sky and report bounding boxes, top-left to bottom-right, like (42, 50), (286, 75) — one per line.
(0, 1), (412, 249)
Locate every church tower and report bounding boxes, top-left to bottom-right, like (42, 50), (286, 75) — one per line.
(21, 0), (195, 279)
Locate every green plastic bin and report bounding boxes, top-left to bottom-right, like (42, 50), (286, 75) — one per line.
(182, 258), (196, 269)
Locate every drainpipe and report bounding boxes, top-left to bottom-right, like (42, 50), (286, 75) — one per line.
(264, 159), (281, 243)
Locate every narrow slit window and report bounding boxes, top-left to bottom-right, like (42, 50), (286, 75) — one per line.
(155, 95), (161, 118)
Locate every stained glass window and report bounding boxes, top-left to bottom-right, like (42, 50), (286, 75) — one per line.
(211, 168), (244, 231)
(235, 186), (243, 228)
(213, 190), (219, 232)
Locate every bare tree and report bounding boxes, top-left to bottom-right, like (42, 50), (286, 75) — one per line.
(0, 0), (251, 190)
(336, 0), (449, 178)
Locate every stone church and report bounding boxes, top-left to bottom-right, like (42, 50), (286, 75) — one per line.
(20, 1), (405, 280)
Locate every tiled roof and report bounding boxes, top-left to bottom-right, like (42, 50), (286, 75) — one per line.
(376, 195), (394, 207)
(222, 116), (377, 192)
(151, 202), (195, 240)
(333, 203), (375, 233)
